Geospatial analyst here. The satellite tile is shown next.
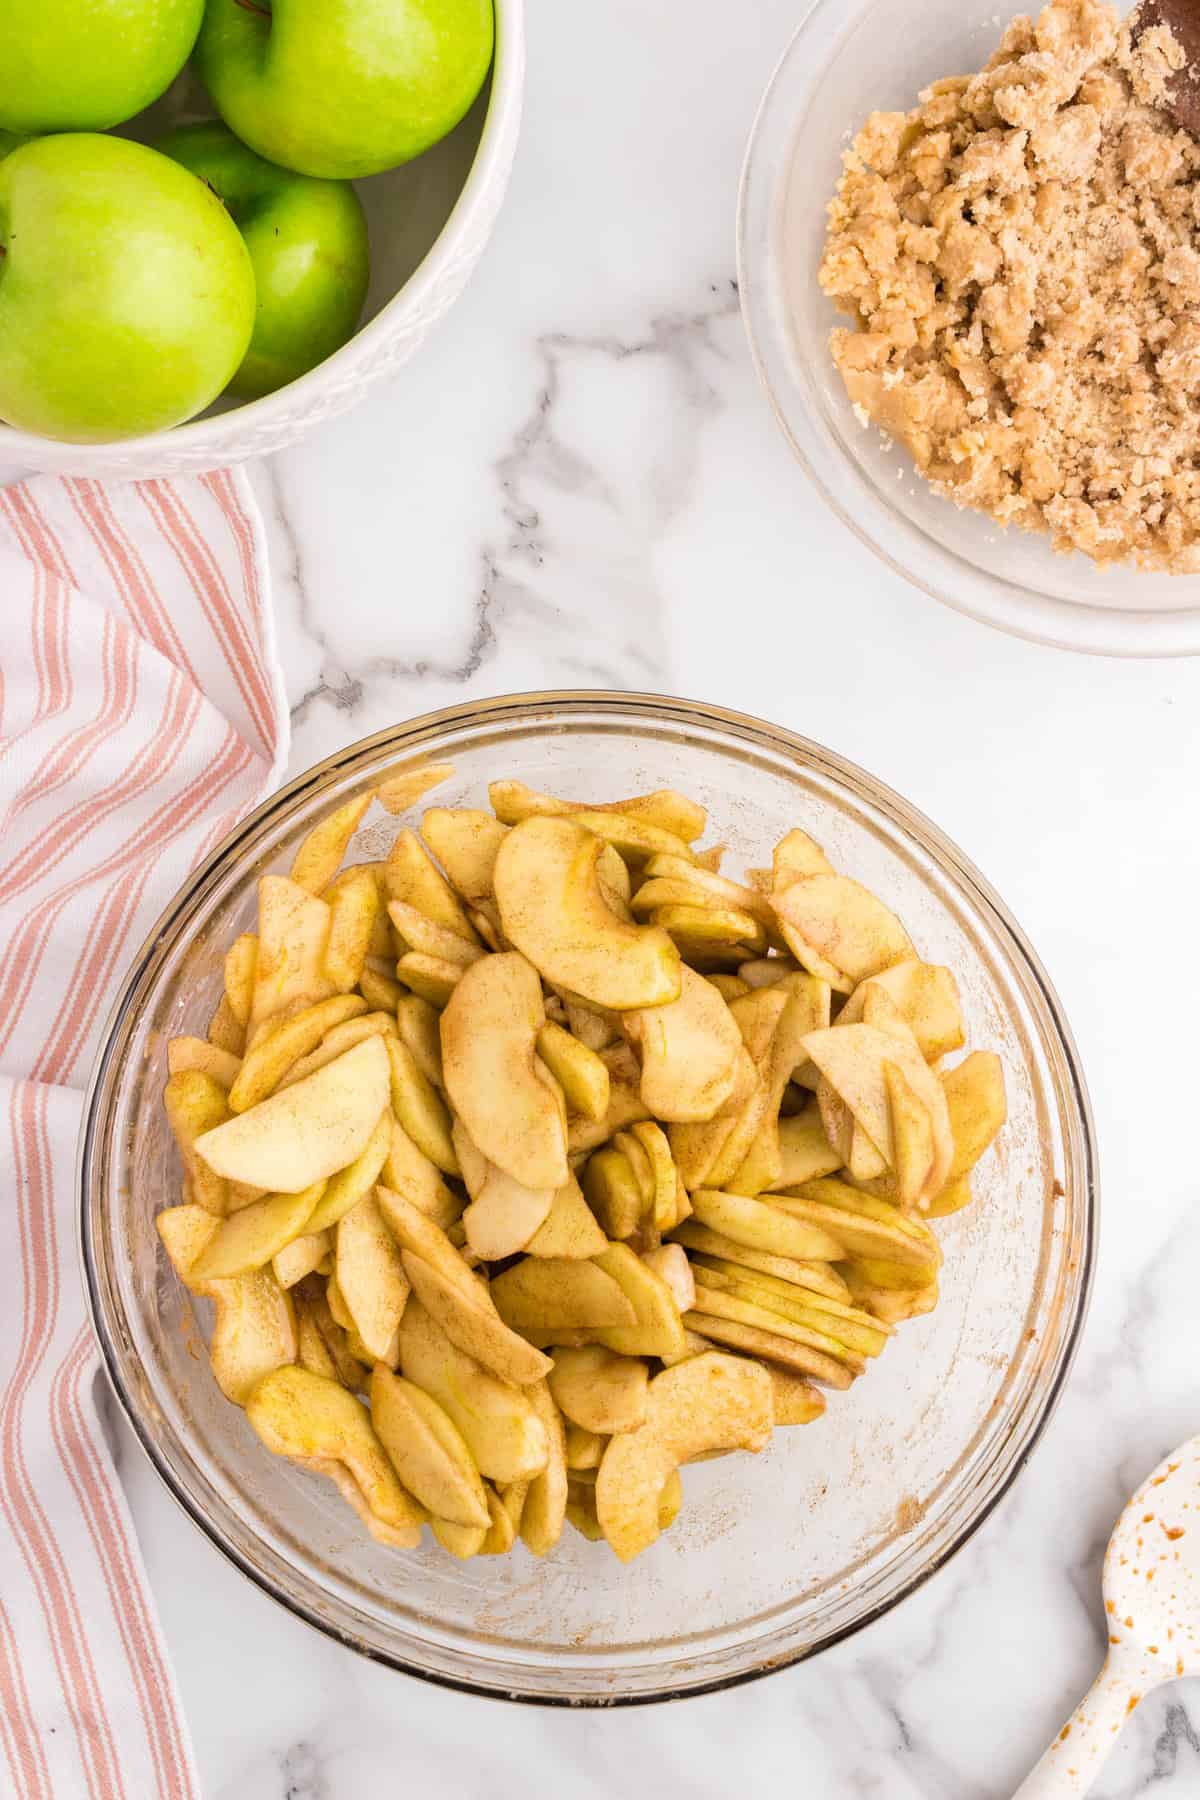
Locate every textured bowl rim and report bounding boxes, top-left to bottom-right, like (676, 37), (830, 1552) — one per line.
(78, 690), (1098, 1704)
(0, 0), (525, 474)
(735, 0), (1200, 660)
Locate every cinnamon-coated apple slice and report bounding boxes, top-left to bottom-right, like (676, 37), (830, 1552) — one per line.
(249, 874), (336, 1025)
(440, 951), (569, 1191)
(625, 964), (742, 1124)
(245, 1366), (422, 1546)
(370, 1366), (489, 1530)
(595, 1353), (772, 1561)
(398, 1298), (549, 1485)
(194, 1035), (390, 1193)
(493, 817), (681, 1012)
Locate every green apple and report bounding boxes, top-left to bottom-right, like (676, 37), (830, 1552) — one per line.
(0, 135), (256, 443)
(158, 122), (370, 398)
(0, 0), (204, 133)
(0, 132), (27, 161)
(196, 0), (495, 180)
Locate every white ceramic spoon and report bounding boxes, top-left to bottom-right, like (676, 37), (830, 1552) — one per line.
(1014, 1435), (1200, 1797)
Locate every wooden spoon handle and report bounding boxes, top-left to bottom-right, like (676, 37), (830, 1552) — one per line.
(1011, 1653), (1147, 1797)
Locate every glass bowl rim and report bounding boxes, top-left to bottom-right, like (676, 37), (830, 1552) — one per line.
(78, 689), (1099, 1704)
(735, 0), (1200, 660)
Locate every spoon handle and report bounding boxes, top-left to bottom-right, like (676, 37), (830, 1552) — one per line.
(1011, 1653), (1146, 1797)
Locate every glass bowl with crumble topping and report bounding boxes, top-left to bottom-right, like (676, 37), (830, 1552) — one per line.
(739, 0), (1200, 654)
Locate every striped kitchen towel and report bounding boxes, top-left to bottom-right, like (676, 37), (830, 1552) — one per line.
(0, 469), (289, 1799)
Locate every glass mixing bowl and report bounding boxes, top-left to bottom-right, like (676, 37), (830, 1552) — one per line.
(80, 693), (1096, 1702)
(737, 0), (1200, 657)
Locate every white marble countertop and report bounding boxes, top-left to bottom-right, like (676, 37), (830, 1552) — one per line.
(114, 0), (1200, 1792)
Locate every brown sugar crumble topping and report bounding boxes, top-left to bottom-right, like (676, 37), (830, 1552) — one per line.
(818, 0), (1200, 570)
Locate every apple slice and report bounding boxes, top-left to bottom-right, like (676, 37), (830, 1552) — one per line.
(462, 1163), (555, 1262)
(774, 1180), (941, 1273)
(157, 1204), (297, 1405)
(625, 1123), (682, 1232)
(842, 1263), (940, 1323)
(374, 1182), (478, 1298)
(591, 1243), (687, 1360)
(625, 965), (743, 1124)
(420, 808), (509, 904)
(299, 1458), (423, 1549)
(440, 952), (568, 1191)
(395, 995), (444, 1088)
(395, 953), (464, 1008)
(384, 1036), (459, 1176)
(650, 902), (767, 962)
(520, 1381), (568, 1556)
(493, 817), (681, 1011)
(837, 960), (965, 1062)
(272, 1230), (331, 1290)
(496, 1478), (531, 1535)
(302, 1109), (392, 1234)
(724, 977), (832, 1196)
(359, 963), (404, 1014)
(401, 1252), (552, 1386)
(801, 1024), (953, 1206)
(595, 1353), (772, 1561)
(641, 1244), (694, 1313)
(325, 856), (392, 957)
(398, 1298), (548, 1484)
(667, 1045), (760, 1190)
(370, 1367), (489, 1529)
(336, 1193), (409, 1367)
(224, 932), (258, 1027)
(490, 1258), (637, 1331)
(667, 1220), (850, 1302)
(431, 1514), (488, 1560)
(693, 1263), (887, 1358)
(289, 792), (373, 894)
(189, 1181), (324, 1281)
(771, 1108), (843, 1189)
(489, 781), (706, 843)
(689, 1190), (844, 1264)
(250, 875), (336, 1024)
(277, 1013), (395, 1092)
(535, 1021), (610, 1122)
(582, 1146), (645, 1241)
(772, 828), (835, 886)
(565, 1424), (607, 1470)
(923, 1173), (971, 1219)
(294, 1279), (368, 1390)
(384, 829), (480, 943)
(375, 763), (454, 815)
(548, 1346), (649, 1435)
(885, 1061), (937, 1209)
(194, 1035), (390, 1193)
(771, 873), (913, 994)
(682, 1309), (853, 1389)
(526, 1175), (608, 1260)
(690, 1281), (866, 1374)
(229, 993), (367, 1112)
(387, 898), (487, 968)
(246, 1365), (422, 1546)
(167, 1037), (241, 1089)
(164, 1069), (231, 1216)
(942, 1051), (1007, 1179)
(640, 854), (777, 927)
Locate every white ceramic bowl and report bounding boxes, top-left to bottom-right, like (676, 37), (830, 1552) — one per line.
(0, 1), (524, 480)
(738, 0), (1200, 658)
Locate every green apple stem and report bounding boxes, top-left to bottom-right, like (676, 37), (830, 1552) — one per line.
(234, 0), (271, 14)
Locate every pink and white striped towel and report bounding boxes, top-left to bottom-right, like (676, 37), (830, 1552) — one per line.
(0, 469), (289, 1799)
